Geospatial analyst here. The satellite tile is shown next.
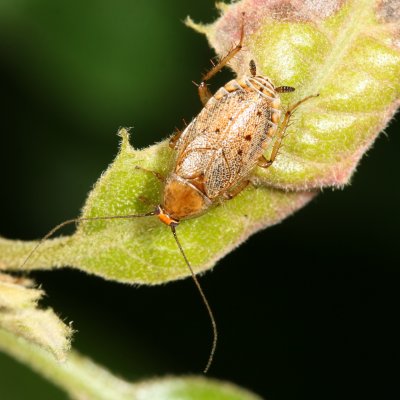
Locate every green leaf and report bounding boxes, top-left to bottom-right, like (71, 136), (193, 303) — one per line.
(0, 274), (72, 361)
(0, 129), (314, 283)
(189, 0), (400, 190)
(129, 377), (262, 400)
(0, 329), (262, 400)
(1, 0), (399, 285)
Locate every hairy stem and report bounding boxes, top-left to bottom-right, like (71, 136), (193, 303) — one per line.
(0, 329), (262, 400)
(0, 329), (136, 400)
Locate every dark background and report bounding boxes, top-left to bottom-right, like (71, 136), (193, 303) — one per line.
(0, 1), (399, 399)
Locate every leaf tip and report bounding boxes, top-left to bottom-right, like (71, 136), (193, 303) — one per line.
(0, 274), (73, 362)
(185, 16), (211, 35)
(117, 127), (131, 151)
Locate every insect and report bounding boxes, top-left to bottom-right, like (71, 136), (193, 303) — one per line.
(21, 19), (318, 373)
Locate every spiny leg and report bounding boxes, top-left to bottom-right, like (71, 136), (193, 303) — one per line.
(197, 13), (245, 105)
(258, 94), (319, 169)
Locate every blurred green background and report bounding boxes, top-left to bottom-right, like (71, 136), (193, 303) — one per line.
(0, 1), (399, 399)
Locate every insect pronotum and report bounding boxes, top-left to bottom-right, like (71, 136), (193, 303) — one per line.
(21, 17), (318, 373)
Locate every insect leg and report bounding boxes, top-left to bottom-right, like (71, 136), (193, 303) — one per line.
(223, 180), (250, 200)
(169, 128), (182, 149)
(258, 94), (320, 169)
(197, 13), (245, 105)
(134, 165), (165, 182)
(257, 155), (273, 168)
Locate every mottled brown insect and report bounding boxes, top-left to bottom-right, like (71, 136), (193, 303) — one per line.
(21, 20), (318, 374)
(158, 29), (317, 227)
(161, 66), (308, 225)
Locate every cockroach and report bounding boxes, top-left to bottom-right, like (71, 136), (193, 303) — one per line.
(21, 19), (318, 373)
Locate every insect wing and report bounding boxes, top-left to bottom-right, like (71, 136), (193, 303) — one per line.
(174, 88), (274, 198)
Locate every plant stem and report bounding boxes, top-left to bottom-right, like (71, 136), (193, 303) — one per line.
(0, 329), (262, 400)
(0, 329), (136, 400)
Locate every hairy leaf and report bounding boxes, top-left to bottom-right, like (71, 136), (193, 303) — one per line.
(0, 274), (72, 361)
(1, 0), (399, 285)
(0, 129), (314, 283)
(188, 0), (400, 190)
(0, 328), (262, 400)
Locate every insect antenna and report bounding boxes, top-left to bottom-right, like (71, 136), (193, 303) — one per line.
(19, 211), (157, 270)
(170, 225), (217, 374)
(20, 211), (217, 373)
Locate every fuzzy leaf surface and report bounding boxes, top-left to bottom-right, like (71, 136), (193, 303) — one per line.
(189, 0), (400, 189)
(1, 0), (399, 284)
(0, 274), (72, 361)
(0, 130), (313, 283)
(0, 328), (262, 400)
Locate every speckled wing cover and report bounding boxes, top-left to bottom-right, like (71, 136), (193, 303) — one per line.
(174, 88), (274, 198)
